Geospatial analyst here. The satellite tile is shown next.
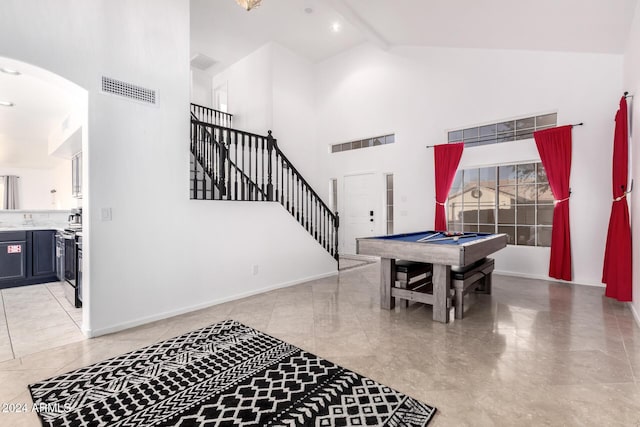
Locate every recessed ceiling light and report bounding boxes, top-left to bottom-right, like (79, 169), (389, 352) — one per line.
(0, 67), (21, 76)
(331, 22), (341, 33)
(0, 101), (14, 107)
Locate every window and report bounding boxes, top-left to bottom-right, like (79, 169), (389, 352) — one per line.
(385, 174), (394, 234)
(448, 113), (557, 147)
(330, 178), (338, 213)
(331, 133), (395, 153)
(447, 163), (553, 246)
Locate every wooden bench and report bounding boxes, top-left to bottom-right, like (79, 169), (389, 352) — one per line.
(393, 260), (434, 308)
(451, 257), (494, 319)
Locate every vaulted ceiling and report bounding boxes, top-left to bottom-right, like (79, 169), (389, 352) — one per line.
(191, 0), (638, 72)
(1, 1), (637, 170)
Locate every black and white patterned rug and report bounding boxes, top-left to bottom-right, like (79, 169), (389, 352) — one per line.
(29, 320), (436, 426)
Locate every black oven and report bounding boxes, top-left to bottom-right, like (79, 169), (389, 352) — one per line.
(76, 234), (82, 305)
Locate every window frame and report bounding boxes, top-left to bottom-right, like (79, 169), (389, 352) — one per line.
(447, 162), (552, 247)
(447, 113), (557, 147)
(330, 133), (396, 153)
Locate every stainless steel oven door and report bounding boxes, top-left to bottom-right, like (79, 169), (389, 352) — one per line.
(77, 242), (82, 305)
(55, 232), (65, 282)
(63, 232), (76, 288)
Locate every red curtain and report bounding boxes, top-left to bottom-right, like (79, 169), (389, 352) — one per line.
(534, 125), (573, 281)
(603, 97), (632, 301)
(434, 143), (464, 231)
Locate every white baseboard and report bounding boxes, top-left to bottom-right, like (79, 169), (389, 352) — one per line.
(630, 302), (640, 328)
(494, 270), (605, 288)
(85, 270), (338, 338)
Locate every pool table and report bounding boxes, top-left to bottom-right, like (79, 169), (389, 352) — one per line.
(356, 231), (507, 323)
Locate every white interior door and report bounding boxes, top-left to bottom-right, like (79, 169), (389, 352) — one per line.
(343, 173), (379, 255)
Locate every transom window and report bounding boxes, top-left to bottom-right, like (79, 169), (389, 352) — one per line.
(331, 134), (395, 153)
(448, 113), (557, 147)
(447, 163), (553, 247)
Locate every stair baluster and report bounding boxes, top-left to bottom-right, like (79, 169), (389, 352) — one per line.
(190, 103), (338, 261)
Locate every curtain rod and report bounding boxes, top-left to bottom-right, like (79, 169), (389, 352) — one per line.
(426, 123), (584, 148)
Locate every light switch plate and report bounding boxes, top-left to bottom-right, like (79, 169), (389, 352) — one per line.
(101, 208), (112, 221)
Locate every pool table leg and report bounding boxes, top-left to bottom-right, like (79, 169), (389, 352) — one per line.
(380, 258), (395, 310)
(432, 264), (451, 323)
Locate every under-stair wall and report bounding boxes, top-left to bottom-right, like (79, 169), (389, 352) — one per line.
(190, 104), (339, 261)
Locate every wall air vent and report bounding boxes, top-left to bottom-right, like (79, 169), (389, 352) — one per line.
(101, 76), (157, 105)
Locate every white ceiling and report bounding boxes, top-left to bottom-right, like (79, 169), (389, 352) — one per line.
(2, 1), (637, 171)
(190, 0), (367, 72)
(0, 67), (74, 169)
(346, 0), (638, 53)
(191, 0), (638, 72)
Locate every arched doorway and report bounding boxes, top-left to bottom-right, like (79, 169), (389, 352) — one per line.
(0, 57), (89, 360)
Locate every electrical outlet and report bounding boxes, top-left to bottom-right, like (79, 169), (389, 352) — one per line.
(101, 208), (112, 221)
(252, 265), (259, 275)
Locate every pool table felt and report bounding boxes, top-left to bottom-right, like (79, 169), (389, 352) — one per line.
(376, 231), (493, 245)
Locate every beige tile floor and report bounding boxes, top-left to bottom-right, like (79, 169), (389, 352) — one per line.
(0, 282), (83, 362)
(339, 255), (377, 271)
(1, 263), (639, 426)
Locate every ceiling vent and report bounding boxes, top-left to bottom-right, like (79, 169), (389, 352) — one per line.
(190, 53), (217, 71)
(101, 76), (157, 105)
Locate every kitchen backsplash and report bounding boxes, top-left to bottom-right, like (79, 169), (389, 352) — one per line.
(0, 210), (71, 228)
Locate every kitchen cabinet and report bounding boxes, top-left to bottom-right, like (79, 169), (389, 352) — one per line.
(72, 152), (83, 198)
(32, 230), (56, 277)
(0, 230), (59, 289)
(0, 231), (27, 282)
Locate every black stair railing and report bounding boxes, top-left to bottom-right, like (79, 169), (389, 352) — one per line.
(191, 103), (232, 128)
(191, 119), (268, 201)
(271, 140), (339, 260)
(189, 104), (339, 261)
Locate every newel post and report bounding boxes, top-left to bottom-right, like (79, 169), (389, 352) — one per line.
(266, 130), (275, 201)
(334, 211), (340, 263)
(219, 132), (227, 196)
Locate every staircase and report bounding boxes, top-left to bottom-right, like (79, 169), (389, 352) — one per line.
(190, 103), (339, 261)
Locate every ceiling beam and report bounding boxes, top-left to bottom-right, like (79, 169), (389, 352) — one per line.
(325, 0), (390, 51)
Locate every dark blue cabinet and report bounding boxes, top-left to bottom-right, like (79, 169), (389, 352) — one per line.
(0, 231), (27, 281)
(0, 230), (58, 289)
(32, 230), (56, 277)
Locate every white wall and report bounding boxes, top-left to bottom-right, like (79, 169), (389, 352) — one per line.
(210, 42), (326, 201)
(52, 160), (74, 210)
(1, 0), (336, 337)
(271, 44), (322, 193)
(624, 1), (640, 322)
(314, 44), (623, 285)
(190, 68), (213, 107)
(49, 115), (83, 158)
(212, 44), (273, 135)
(0, 166), (58, 210)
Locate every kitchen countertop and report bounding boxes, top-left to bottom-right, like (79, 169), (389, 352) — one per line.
(0, 226), (68, 232)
